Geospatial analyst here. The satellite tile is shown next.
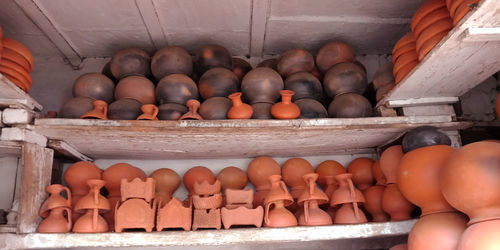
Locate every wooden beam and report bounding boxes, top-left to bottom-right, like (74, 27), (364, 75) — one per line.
(386, 97), (459, 108)
(47, 139), (93, 162)
(135, 0), (168, 50)
(2, 108), (36, 125)
(462, 27), (500, 42)
(0, 127), (47, 147)
(249, 0), (270, 57)
(0, 74), (42, 111)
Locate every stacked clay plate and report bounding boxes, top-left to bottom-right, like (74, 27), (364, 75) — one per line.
(0, 24), (35, 93)
(447, 0), (480, 26)
(392, 32), (418, 84)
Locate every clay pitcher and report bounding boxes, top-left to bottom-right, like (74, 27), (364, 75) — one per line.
(64, 161), (102, 221)
(73, 179), (110, 233)
(263, 175), (297, 228)
(271, 90), (300, 119)
(81, 100), (108, 119)
(137, 104), (159, 120)
(247, 156), (281, 207)
(330, 173), (365, 206)
(297, 173), (332, 226)
(334, 203), (368, 224)
(38, 207), (72, 233)
(40, 184), (72, 217)
(227, 92), (253, 119)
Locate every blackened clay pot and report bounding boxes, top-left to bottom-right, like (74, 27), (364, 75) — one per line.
(108, 98), (142, 120)
(241, 67), (284, 104)
(151, 46), (193, 80)
(158, 103), (188, 120)
(199, 97), (232, 120)
(198, 67), (239, 99)
(195, 44), (232, 75)
(328, 93), (372, 118)
(110, 48), (151, 80)
(156, 74), (199, 105)
(72, 73), (115, 103)
(284, 72), (322, 101)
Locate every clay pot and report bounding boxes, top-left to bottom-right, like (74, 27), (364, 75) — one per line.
(2, 38), (33, 71)
(247, 156), (281, 206)
(440, 141), (500, 224)
(334, 203), (368, 224)
(271, 90), (300, 119)
(195, 44), (232, 75)
(373, 62), (395, 90)
(257, 58), (278, 70)
(108, 98), (142, 120)
(0, 65), (31, 92)
(137, 104), (159, 120)
(449, 0), (477, 17)
(199, 97), (232, 120)
(59, 97), (94, 118)
(263, 175), (297, 228)
(382, 183), (414, 221)
(315, 160), (346, 189)
(379, 145), (404, 184)
(81, 100), (108, 119)
(228, 92), (253, 119)
(323, 62), (368, 98)
(40, 185), (72, 217)
(281, 158), (314, 199)
(392, 33), (416, 56)
(241, 67), (284, 104)
(72, 73), (115, 103)
(328, 93), (373, 118)
(110, 48), (150, 80)
(217, 166), (248, 190)
(151, 46), (193, 80)
(416, 19), (452, 52)
(364, 185), (389, 222)
(38, 207), (72, 233)
(297, 173), (329, 205)
(389, 244), (408, 250)
(392, 43), (417, 65)
(72, 209), (108, 233)
(330, 173), (365, 206)
(158, 103), (187, 120)
(179, 99), (203, 120)
(457, 219), (500, 250)
(251, 102), (273, 119)
(395, 60), (419, 84)
(277, 48), (314, 78)
(232, 57), (252, 81)
(64, 161), (102, 205)
(453, 0), (479, 26)
(155, 74), (198, 105)
(347, 158), (374, 191)
(372, 160), (386, 186)
(183, 166), (215, 196)
(150, 168), (180, 205)
(417, 30), (449, 60)
(408, 212), (468, 250)
(402, 126), (452, 153)
(316, 41), (356, 73)
(411, 0), (447, 32)
(75, 180), (110, 211)
(101, 61), (117, 83)
(198, 67), (240, 99)
(115, 76), (156, 105)
(297, 174), (332, 226)
(284, 72), (322, 101)
(294, 98), (328, 119)
(376, 83), (395, 102)
(413, 8), (450, 38)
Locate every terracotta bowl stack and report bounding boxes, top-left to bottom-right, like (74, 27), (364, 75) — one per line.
(392, 32), (419, 84)
(0, 27), (34, 93)
(447, 0), (480, 26)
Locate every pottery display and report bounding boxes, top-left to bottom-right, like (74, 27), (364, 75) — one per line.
(179, 99), (203, 120)
(241, 67), (284, 104)
(199, 97), (232, 120)
(408, 212), (468, 250)
(232, 57), (252, 81)
(183, 166), (216, 196)
(284, 72), (323, 101)
(402, 126), (452, 153)
(323, 62), (368, 98)
(379, 145), (404, 184)
(277, 48), (315, 77)
(81, 100), (108, 119)
(221, 189), (264, 228)
(411, 0), (447, 32)
(328, 93), (373, 118)
(216, 166), (248, 191)
(452, 0), (480, 25)
(227, 92), (253, 119)
(347, 158), (374, 191)
(251, 102), (273, 119)
(382, 183), (415, 221)
(156, 197), (192, 231)
(373, 62), (395, 90)
(297, 173), (332, 226)
(38, 207), (72, 233)
(315, 160), (346, 189)
(257, 58), (278, 70)
(2, 38), (34, 71)
(316, 41), (356, 73)
(364, 185), (389, 222)
(263, 175), (297, 228)
(151, 46), (193, 80)
(271, 90), (301, 119)
(195, 44), (232, 75)
(137, 104), (159, 120)
(114, 76), (156, 105)
(59, 97), (95, 119)
(72, 179), (110, 233)
(110, 48), (151, 80)
(294, 98), (328, 119)
(457, 219), (500, 250)
(115, 178), (156, 232)
(155, 74), (198, 105)
(72, 73), (115, 103)
(150, 168), (180, 204)
(158, 103), (188, 120)
(108, 98), (142, 120)
(413, 8), (451, 38)
(247, 156), (281, 207)
(281, 158), (314, 199)
(198, 67), (240, 99)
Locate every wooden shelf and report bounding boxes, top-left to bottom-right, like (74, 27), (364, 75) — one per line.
(0, 140), (22, 158)
(0, 74), (42, 112)
(0, 219), (416, 249)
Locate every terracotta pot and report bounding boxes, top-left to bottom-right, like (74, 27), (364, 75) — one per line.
(382, 183), (414, 221)
(440, 141), (500, 224)
(276, 48), (314, 77)
(228, 92), (253, 119)
(37, 207), (72, 233)
(315, 160), (346, 189)
(72, 209), (108, 233)
(232, 57), (253, 81)
(199, 96), (232, 120)
(64, 161), (102, 209)
(256, 58), (278, 70)
(281, 158), (314, 199)
(248, 156), (281, 206)
(395, 60), (419, 84)
(216, 166), (248, 191)
(413, 8), (450, 38)
(416, 19), (453, 51)
(392, 33), (416, 55)
(328, 93), (373, 118)
(251, 102), (273, 119)
(457, 219), (500, 250)
(199, 67), (240, 99)
(1, 48), (31, 73)
(137, 104), (159, 120)
(323, 62), (368, 98)
(347, 158), (374, 191)
(284, 72), (322, 101)
(155, 73), (198, 105)
(402, 126), (452, 153)
(373, 62), (395, 89)
(452, 0), (479, 26)
(379, 145), (404, 184)
(392, 43), (417, 65)
(408, 212), (468, 250)
(194, 44), (232, 75)
(393, 51), (418, 75)
(179, 99), (203, 120)
(158, 103), (187, 120)
(389, 244), (408, 250)
(241, 67), (284, 104)
(294, 98), (328, 119)
(417, 30), (449, 60)
(297, 173), (329, 205)
(74, 179), (110, 212)
(101, 61), (117, 84)
(297, 173), (332, 226)
(0, 59), (32, 88)
(183, 166), (215, 196)
(376, 83), (395, 102)
(330, 173), (365, 206)
(316, 41), (356, 73)
(108, 98), (142, 120)
(40, 184), (72, 217)
(72, 73), (115, 103)
(363, 185), (389, 222)
(372, 160), (386, 186)
(323, 176), (337, 202)
(115, 76), (156, 105)
(411, 0), (447, 31)
(263, 175), (297, 228)
(264, 175), (293, 205)
(2, 38), (33, 71)
(150, 168), (180, 205)
(110, 48), (150, 80)
(60, 97), (95, 119)
(151, 46), (193, 80)
(81, 100), (108, 119)
(334, 203), (368, 224)
(271, 90), (300, 119)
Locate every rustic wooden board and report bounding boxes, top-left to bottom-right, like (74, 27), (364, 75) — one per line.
(31, 117), (471, 160)
(0, 74), (42, 111)
(0, 140), (23, 158)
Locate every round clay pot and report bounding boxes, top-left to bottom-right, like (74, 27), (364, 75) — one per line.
(413, 8), (450, 38)
(277, 48), (315, 78)
(395, 60), (419, 84)
(294, 98), (328, 119)
(382, 183), (415, 221)
(228, 92), (253, 119)
(328, 93), (373, 118)
(373, 62), (395, 90)
(334, 203), (368, 224)
(247, 156), (281, 206)
(194, 44), (232, 75)
(59, 97), (95, 119)
(150, 168), (180, 204)
(271, 90), (301, 119)
(416, 18), (453, 51)
(452, 0), (479, 26)
(393, 51), (418, 75)
(316, 41), (356, 73)
(251, 102), (273, 119)
(199, 96), (232, 120)
(241, 67), (284, 104)
(183, 166), (216, 195)
(411, 0), (447, 31)
(156, 74), (198, 105)
(110, 48), (151, 80)
(392, 33), (416, 55)
(64, 161), (102, 204)
(376, 83), (395, 102)
(2, 38), (34, 71)
(101, 61), (117, 84)
(379, 145), (404, 184)
(372, 160), (386, 186)
(198, 67), (240, 99)
(37, 207), (72, 233)
(232, 57), (252, 81)
(281, 158), (314, 199)
(72, 209), (108, 233)
(408, 212), (468, 250)
(151, 46), (193, 80)
(298, 200), (332, 226)
(103, 163), (147, 199)
(315, 160), (346, 189)
(72, 73), (115, 103)
(323, 62), (368, 98)
(217, 166), (248, 190)
(417, 31), (449, 61)
(284, 72), (322, 101)
(158, 103), (188, 120)
(440, 141), (500, 224)
(257, 58), (278, 70)
(392, 43), (417, 65)
(115, 76), (156, 105)
(402, 126), (452, 153)
(108, 98), (142, 120)
(364, 185), (389, 222)
(457, 219), (500, 250)
(347, 158), (374, 191)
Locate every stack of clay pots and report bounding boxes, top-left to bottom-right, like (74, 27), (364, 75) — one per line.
(115, 178), (157, 232)
(72, 179), (110, 233)
(191, 180), (223, 230)
(38, 184), (72, 233)
(221, 189), (264, 229)
(448, 0), (480, 26)
(263, 175), (298, 227)
(392, 32), (419, 84)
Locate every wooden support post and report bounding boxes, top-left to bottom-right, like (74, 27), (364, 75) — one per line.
(17, 143), (53, 233)
(401, 104), (456, 118)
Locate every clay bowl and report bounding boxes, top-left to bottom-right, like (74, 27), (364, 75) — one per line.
(251, 102), (273, 119)
(277, 48), (315, 78)
(241, 67), (284, 104)
(402, 126), (451, 153)
(411, 0), (447, 31)
(294, 98), (328, 119)
(393, 51), (418, 75)
(108, 98), (142, 120)
(453, 0), (479, 25)
(2, 48), (32, 72)
(2, 38), (34, 71)
(115, 76), (156, 104)
(328, 93), (372, 118)
(284, 72), (322, 101)
(316, 41), (355, 73)
(392, 43), (417, 65)
(72, 73), (115, 103)
(59, 97), (95, 118)
(194, 44), (232, 75)
(416, 18), (453, 51)
(151, 46), (193, 80)
(110, 48), (151, 80)
(373, 62), (395, 89)
(376, 83), (395, 102)
(0, 65), (31, 91)
(323, 62), (368, 98)
(418, 31), (449, 60)
(198, 67), (240, 99)
(395, 61), (419, 84)
(413, 8), (450, 38)
(156, 73), (198, 105)
(392, 33), (416, 55)
(232, 57), (252, 81)
(256, 58), (278, 70)
(158, 103), (188, 120)
(199, 97), (232, 120)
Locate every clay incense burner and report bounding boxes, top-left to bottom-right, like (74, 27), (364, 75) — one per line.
(179, 99), (203, 120)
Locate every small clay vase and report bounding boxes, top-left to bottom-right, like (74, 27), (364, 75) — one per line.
(59, 97), (94, 119)
(228, 92), (253, 119)
(150, 168), (180, 205)
(297, 173), (332, 226)
(251, 102), (273, 119)
(334, 203), (368, 224)
(183, 166), (216, 196)
(328, 93), (373, 118)
(40, 184), (72, 217)
(179, 99), (203, 120)
(323, 62), (368, 98)
(199, 97), (232, 120)
(294, 98), (328, 119)
(347, 158), (374, 191)
(158, 103), (188, 120)
(151, 46), (193, 80)
(72, 73), (115, 103)
(379, 145), (404, 184)
(37, 207), (72, 233)
(263, 175), (297, 228)
(408, 212), (468, 250)
(277, 48), (315, 78)
(284, 72), (323, 101)
(271, 90), (301, 119)
(372, 160), (386, 186)
(110, 48), (151, 80)
(156, 74), (199, 105)
(363, 185), (389, 222)
(382, 183), (415, 221)
(281, 158), (314, 199)
(315, 160), (346, 189)
(373, 62), (395, 90)
(81, 100), (108, 119)
(402, 126), (452, 153)
(330, 173), (365, 206)
(316, 41), (356, 73)
(114, 76), (156, 105)
(64, 161), (102, 209)
(232, 57), (252, 81)
(247, 156), (281, 206)
(457, 219), (500, 250)
(195, 44), (232, 75)
(108, 98), (142, 120)
(199, 67), (240, 99)
(137, 104), (159, 120)
(241, 67), (284, 104)
(216, 166), (248, 191)
(256, 58), (278, 70)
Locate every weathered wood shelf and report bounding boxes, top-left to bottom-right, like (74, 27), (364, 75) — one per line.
(0, 74), (42, 112)
(0, 219), (416, 249)
(0, 140), (22, 158)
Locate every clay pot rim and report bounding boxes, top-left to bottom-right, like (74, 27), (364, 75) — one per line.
(228, 92), (242, 99)
(418, 31), (449, 61)
(413, 8), (450, 38)
(410, 0), (447, 31)
(1, 48), (31, 72)
(416, 19), (453, 51)
(280, 90), (295, 96)
(2, 38), (34, 71)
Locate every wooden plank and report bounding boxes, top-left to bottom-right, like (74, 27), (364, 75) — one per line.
(0, 219), (416, 249)
(0, 140), (23, 158)
(1, 108), (36, 125)
(47, 139), (93, 162)
(386, 97), (459, 108)
(17, 143), (53, 233)
(0, 74), (42, 111)
(0, 110), (3, 128)
(463, 27), (500, 42)
(135, 0), (168, 49)
(0, 225), (16, 233)
(0, 127), (47, 147)
(249, 0), (270, 57)
(401, 105), (456, 117)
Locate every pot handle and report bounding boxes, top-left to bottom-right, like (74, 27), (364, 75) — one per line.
(152, 106), (159, 118)
(279, 181), (288, 194)
(63, 186), (72, 207)
(304, 201), (310, 223)
(63, 207), (72, 231)
(347, 178), (356, 201)
(353, 202), (360, 220)
(92, 208), (98, 231)
(264, 202), (272, 225)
